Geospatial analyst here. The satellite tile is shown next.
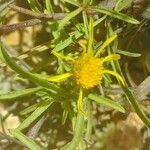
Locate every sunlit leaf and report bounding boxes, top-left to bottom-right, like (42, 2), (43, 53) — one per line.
(17, 99), (53, 131)
(117, 50), (141, 57)
(59, 7), (83, 30)
(52, 31), (82, 52)
(88, 93), (125, 113)
(27, 0), (41, 12)
(90, 6), (139, 24)
(0, 87), (42, 101)
(0, 40), (67, 96)
(45, 0), (53, 13)
(115, 0), (132, 12)
(20, 103), (38, 116)
(10, 129), (41, 150)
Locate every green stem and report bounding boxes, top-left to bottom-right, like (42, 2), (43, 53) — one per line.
(122, 85), (150, 128)
(114, 56), (150, 128)
(85, 101), (92, 141)
(114, 57), (150, 128)
(61, 113), (84, 150)
(107, 22), (150, 128)
(116, 59), (150, 128)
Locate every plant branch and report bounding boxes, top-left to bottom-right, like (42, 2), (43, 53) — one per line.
(61, 113), (84, 150)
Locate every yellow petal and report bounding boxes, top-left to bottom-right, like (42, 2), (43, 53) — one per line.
(77, 88), (86, 115)
(48, 73), (72, 82)
(102, 54), (120, 63)
(52, 51), (74, 61)
(95, 34), (117, 57)
(103, 70), (125, 85)
(78, 40), (87, 53)
(87, 16), (94, 54)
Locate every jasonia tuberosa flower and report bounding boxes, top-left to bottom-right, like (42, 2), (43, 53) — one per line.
(73, 53), (104, 89)
(48, 17), (124, 115)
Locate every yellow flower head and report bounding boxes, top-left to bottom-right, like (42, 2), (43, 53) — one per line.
(49, 17), (124, 115)
(73, 53), (104, 89)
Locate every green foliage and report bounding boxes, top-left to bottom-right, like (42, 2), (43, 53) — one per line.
(10, 129), (41, 150)
(88, 93), (125, 113)
(115, 0), (133, 12)
(117, 49), (141, 57)
(17, 99), (53, 131)
(91, 6), (139, 24)
(0, 0), (149, 149)
(0, 40), (66, 95)
(0, 87), (42, 101)
(27, 0), (41, 12)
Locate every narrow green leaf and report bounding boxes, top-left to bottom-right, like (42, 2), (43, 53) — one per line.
(117, 50), (141, 57)
(115, 0), (132, 12)
(27, 0), (41, 12)
(82, 11), (88, 38)
(20, 103), (39, 116)
(59, 7), (83, 30)
(88, 93), (125, 113)
(17, 99), (53, 131)
(62, 113), (84, 150)
(94, 15), (106, 26)
(0, 45), (5, 62)
(45, 0), (53, 13)
(89, 6), (140, 24)
(52, 31), (82, 52)
(63, 0), (80, 7)
(85, 101), (92, 141)
(0, 40), (67, 96)
(122, 85), (150, 128)
(0, 87), (42, 101)
(62, 110), (68, 125)
(10, 129), (41, 150)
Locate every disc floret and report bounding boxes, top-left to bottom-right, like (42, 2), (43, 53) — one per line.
(73, 54), (104, 89)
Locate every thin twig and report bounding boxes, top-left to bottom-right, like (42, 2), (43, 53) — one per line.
(9, 4), (66, 20)
(0, 3), (67, 35)
(0, 19), (42, 35)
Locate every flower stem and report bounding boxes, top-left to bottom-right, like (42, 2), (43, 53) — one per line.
(85, 101), (92, 141)
(122, 85), (150, 128)
(61, 113), (84, 150)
